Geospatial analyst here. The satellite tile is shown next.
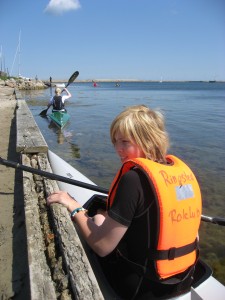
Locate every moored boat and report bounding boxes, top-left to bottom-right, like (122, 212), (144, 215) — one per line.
(48, 150), (225, 299)
(48, 111), (70, 129)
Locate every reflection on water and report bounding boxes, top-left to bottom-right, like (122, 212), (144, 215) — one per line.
(57, 130), (65, 144)
(47, 121), (81, 158)
(70, 143), (81, 159)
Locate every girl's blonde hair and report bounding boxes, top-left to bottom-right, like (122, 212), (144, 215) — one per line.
(55, 88), (61, 95)
(110, 105), (169, 162)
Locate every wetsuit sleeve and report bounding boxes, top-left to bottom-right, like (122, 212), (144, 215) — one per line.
(108, 170), (142, 227)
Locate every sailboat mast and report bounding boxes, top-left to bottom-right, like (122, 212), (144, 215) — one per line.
(0, 45), (2, 72)
(18, 30), (21, 77)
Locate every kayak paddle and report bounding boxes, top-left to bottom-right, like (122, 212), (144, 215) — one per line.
(39, 107), (49, 117)
(1, 155), (225, 226)
(65, 70), (79, 88)
(39, 70), (79, 116)
(0, 155), (108, 194)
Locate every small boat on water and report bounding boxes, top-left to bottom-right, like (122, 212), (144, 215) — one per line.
(49, 111), (70, 129)
(48, 150), (225, 300)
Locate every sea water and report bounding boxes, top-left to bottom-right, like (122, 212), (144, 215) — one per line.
(23, 81), (225, 282)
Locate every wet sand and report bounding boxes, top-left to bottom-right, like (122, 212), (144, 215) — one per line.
(0, 86), (30, 299)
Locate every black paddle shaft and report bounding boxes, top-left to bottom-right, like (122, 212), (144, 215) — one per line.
(201, 215), (225, 226)
(0, 156), (108, 194)
(65, 71), (79, 88)
(1, 156), (225, 226)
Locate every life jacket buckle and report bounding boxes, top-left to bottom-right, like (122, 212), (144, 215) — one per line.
(168, 247), (176, 260)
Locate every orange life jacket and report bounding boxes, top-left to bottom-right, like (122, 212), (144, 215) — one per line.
(107, 155), (202, 280)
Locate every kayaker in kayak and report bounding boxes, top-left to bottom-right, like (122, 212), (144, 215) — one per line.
(47, 87), (71, 112)
(92, 80), (98, 87)
(47, 105), (202, 299)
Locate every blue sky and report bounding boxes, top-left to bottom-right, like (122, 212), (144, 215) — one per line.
(0, 0), (224, 81)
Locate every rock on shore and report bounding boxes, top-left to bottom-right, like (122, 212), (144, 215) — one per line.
(0, 78), (49, 90)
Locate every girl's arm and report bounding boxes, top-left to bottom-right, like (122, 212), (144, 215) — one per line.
(47, 191), (128, 257)
(62, 88), (72, 98)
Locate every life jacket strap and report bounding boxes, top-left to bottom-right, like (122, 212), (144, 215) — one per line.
(148, 239), (198, 261)
(116, 248), (198, 286)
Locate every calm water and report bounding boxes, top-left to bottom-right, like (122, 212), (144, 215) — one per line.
(23, 81), (225, 282)
(24, 81), (225, 212)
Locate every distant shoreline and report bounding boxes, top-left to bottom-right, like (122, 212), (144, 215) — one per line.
(47, 79), (224, 83)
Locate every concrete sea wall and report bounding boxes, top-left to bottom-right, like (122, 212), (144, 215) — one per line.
(0, 83), (116, 299)
(15, 95), (105, 299)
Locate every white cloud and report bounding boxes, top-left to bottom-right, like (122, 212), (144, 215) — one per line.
(44, 0), (81, 15)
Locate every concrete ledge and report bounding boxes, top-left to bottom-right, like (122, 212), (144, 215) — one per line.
(18, 99), (104, 299)
(22, 154), (57, 300)
(22, 153), (104, 299)
(16, 100), (48, 153)
(38, 154), (104, 300)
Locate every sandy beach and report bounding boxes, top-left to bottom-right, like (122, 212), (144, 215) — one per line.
(0, 86), (30, 299)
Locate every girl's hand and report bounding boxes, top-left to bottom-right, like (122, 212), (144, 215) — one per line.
(47, 191), (80, 212)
